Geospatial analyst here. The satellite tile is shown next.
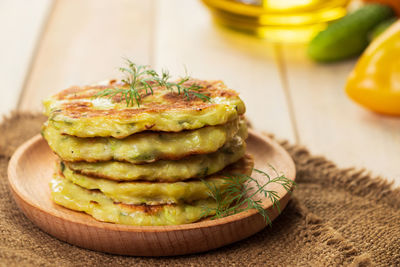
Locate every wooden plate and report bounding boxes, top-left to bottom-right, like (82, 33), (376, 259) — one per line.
(8, 130), (295, 256)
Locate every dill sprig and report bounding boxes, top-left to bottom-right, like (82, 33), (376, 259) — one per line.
(95, 59), (210, 106)
(202, 166), (295, 226)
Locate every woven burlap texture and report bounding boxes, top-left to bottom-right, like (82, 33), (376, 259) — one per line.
(0, 113), (399, 267)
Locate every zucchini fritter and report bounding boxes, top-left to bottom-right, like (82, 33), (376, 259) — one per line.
(43, 79), (245, 138)
(42, 119), (244, 163)
(65, 132), (246, 182)
(60, 155), (254, 205)
(50, 176), (217, 226)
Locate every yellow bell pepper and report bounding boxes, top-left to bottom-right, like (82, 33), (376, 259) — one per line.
(346, 19), (400, 116)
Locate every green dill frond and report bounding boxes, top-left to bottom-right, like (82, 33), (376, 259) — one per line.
(95, 59), (210, 107)
(202, 167), (296, 226)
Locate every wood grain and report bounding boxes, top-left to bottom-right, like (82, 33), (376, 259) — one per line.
(0, 0), (52, 117)
(154, 0), (296, 142)
(280, 44), (400, 185)
(19, 0), (154, 112)
(8, 130), (296, 256)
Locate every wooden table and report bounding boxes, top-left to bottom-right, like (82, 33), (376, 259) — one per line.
(2, 0), (399, 185)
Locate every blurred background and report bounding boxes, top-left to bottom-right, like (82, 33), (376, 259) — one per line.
(0, 0), (399, 184)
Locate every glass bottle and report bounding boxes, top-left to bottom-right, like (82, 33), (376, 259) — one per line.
(202, 0), (350, 42)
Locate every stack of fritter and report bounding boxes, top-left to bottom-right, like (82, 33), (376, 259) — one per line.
(42, 79), (253, 226)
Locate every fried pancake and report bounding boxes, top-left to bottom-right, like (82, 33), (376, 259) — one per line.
(43, 79), (246, 138)
(65, 132), (246, 182)
(50, 175), (218, 226)
(60, 154), (253, 205)
(42, 119), (245, 163)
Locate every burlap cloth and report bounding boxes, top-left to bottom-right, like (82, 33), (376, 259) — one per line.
(0, 113), (399, 267)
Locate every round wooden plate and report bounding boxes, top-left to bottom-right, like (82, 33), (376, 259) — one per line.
(8, 130), (295, 256)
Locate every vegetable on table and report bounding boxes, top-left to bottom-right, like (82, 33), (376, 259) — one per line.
(369, 17), (397, 40)
(308, 4), (394, 62)
(346, 20), (400, 116)
(364, 0), (400, 16)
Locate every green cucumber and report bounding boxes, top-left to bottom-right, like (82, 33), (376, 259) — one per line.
(308, 4), (394, 62)
(369, 17), (398, 41)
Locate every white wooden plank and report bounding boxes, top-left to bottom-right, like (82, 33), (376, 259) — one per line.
(0, 0), (52, 117)
(281, 44), (400, 185)
(153, 0), (296, 142)
(19, 0), (154, 111)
